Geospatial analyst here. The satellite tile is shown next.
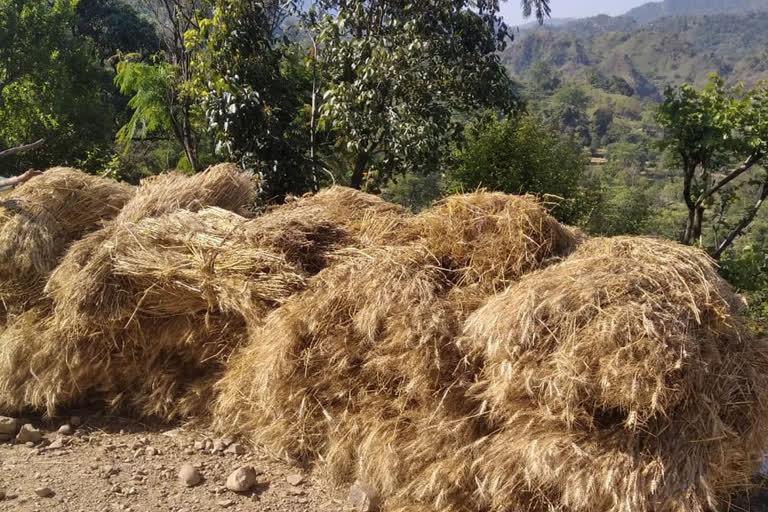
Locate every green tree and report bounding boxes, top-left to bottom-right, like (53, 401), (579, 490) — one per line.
(447, 112), (588, 224)
(76, 0), (160, 61)
(0, 0), (114, 173)
(550, 85), (592, 147)
(657, 74), (768, 256)
(186, 0), (319, 199)
(314, 0), (550, 190)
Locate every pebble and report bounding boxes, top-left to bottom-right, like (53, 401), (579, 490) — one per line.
(193, 441), (205, 451)
(0, 416), (19, 436)
(178, 463), (203, 487)
(286, 473), (304, 486)
(348, 480), (378, 512)
(16, 424), (42, 443)
(225, 466), (258, 492)
(34, 487), (54, 498)
(58, 424), (73, 435)
(145, 446), (158, 456)
(212, 440), (227, 453)
(217, 499), (235, 508)
(225, 443), (246, 455)
(48, 439), (65, 450)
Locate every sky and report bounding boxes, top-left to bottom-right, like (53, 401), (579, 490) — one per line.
(501, 0), (654, 26)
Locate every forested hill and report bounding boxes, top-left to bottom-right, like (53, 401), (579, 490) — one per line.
(504, 7), (768, 98)
(626, 0), (768, 24)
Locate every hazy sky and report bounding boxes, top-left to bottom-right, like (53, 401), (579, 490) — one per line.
(501, 0), (653, 26)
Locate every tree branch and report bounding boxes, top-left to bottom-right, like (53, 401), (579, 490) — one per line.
(0, 169), (43, 188)
(695, 151), (763, 208)
(713, 176), (768, 259)
(0, 139), (45, 160)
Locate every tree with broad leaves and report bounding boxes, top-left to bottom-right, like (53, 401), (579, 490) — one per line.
(657, 74), (768, 258)
(314, 0), (551, 189)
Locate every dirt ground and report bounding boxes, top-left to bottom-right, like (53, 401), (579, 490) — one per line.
(0, 410), (347, 512)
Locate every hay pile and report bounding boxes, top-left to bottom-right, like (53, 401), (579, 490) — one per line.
(214, 226), (768, 511)
(0, 168), (134, 316)
(461, 237), (768, 512)
(0, 167), (766, 512)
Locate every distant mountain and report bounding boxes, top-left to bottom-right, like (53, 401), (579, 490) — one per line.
(626, 0), (768, 24)
(503, 9), (768, 100)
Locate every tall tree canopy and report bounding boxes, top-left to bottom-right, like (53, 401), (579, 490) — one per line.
(314, 0), (523, 189)
(0, 0), (114, 173)
(657, 75), (768, 257)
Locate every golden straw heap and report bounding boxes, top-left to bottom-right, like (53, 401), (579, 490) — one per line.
(0, 164), (766, 512)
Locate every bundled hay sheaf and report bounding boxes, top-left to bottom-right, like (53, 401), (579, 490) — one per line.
(462, 236), (768, 512)
(0, 168), (134, 315)
(411, 192), (579, 290)
(213, 245), (490, 509)
(46, 164), (257, 327)
(0, 306), (247, 419)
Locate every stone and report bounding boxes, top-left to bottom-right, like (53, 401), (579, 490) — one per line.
(0, 433), (12, 442)
(16, 424), (42, 444)
(178, 464), (202, 487)
(225, 443), (246, 455)
(145, 446), (158, 456)
(0, 417), (19, 436)
(212, 440), (226, 453)
(48, 439), (65, 450)
(34, 487), (55, 498)
(58, 424), (73, 436)
(348, 480), (378, 512)
(286, 474), (304, 486)
(225, 466), (257, 493)
(193, 441), (205, 451)
(217, 499), (235, 508)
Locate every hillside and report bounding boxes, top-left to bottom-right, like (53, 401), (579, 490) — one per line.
(626, 0), (768, 24)
(504, 10), (768, 98)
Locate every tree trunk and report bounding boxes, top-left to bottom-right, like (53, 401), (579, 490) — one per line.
(350, 152), (369, 190)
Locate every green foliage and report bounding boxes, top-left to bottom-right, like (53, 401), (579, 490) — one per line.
(586, 181), (653, 236)
(720, 246), (768, 328)
(447, 112), (589, 224)
(114, 59), (175, 150)
(314, 0), (524, 188)
(656, 74), (768, 250)
(186, 0), (316, 199)
(0, 0), (115, 172)
(380, 171), (444, 212)
(76, 0), (160, 61)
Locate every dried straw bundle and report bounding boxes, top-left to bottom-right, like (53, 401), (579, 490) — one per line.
(214, 246), (478, 454)
(462, 236), (768, 512)
(89, 207), (306, 325)
(280, 186), (410, 247)
(0, 168), (134, 313)
(410, 192), (578, 291)
(0, 306), (246, 419)
(46, 164), (257, 327)
(116, 163), (255, 224)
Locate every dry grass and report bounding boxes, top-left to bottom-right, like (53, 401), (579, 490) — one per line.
(410, 192), (579, 291)
(462, 236), (768, 512)
(46, 164), (257, 328)
(0, 305), (247, 419)
(0, 168), (134, 315)
(213, 245), (487, 509)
